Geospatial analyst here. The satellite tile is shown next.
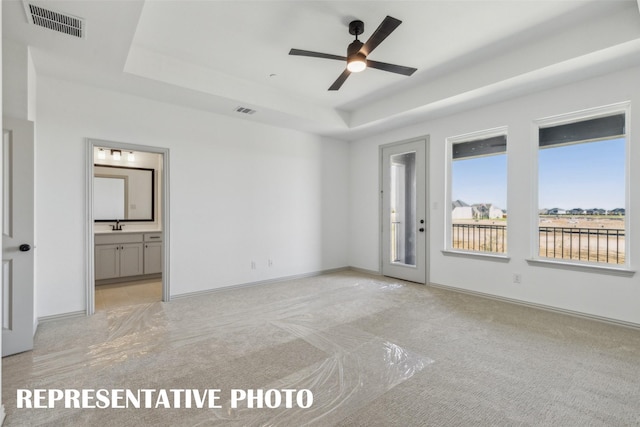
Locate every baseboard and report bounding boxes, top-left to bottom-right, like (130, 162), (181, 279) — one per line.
(171, 267), (351, 300)
(429, 281), (640, 330)
(50, 269), (628, 335)
(38, 310), (86, 324)
(37, 269), (352, 319)
(348, 266), (381, 276)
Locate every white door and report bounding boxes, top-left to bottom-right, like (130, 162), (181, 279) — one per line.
(381, 139), (427, 283)
(2, 117), (35, 356)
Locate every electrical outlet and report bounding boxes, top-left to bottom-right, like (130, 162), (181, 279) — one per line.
(513, 273), (522, 284)
(251, 261), (256, 269)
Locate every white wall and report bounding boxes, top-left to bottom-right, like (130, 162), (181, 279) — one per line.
(349, 65), (640, 325)
(35, 75), (349, 317)
(2, 39), (34, 121)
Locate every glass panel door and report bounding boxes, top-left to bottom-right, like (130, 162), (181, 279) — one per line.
(381, 139), (427, 283)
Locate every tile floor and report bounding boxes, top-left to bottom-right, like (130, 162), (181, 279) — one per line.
(94, 278), (162, 311)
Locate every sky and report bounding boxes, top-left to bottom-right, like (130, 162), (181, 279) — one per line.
(538, 138), (625, 210)
(452, 153), (507, 209)
(452, 137), (625, 211)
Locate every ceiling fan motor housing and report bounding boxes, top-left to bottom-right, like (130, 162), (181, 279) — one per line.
(348, 39), (364, 57)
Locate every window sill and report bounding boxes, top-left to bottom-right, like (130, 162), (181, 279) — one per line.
(526, 258), (635, 277)
(442, 250), (510, 262)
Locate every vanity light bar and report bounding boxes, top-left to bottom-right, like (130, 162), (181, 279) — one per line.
(234, 106), (257, 115)
(96, 148), (136, 162)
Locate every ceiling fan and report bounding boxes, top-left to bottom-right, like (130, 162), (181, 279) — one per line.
(289, 16), (417, 91)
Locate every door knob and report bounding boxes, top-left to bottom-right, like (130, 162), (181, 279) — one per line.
(19, 244), (32, 252)
(419, 228), (425, 233)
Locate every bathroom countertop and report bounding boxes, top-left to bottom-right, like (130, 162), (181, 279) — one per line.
(95, 230), (162, 235)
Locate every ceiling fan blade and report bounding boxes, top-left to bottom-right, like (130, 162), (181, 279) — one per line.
(366, 60), (417, 76)
(328, 69), (351, 91)
(361, 16), (402, 56)
(289, 49), (346, 61)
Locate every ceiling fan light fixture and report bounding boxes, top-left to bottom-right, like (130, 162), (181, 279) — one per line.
(347, 53), (367, 73)
(289, 16), (415, 90)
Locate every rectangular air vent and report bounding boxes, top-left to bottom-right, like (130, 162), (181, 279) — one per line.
(234, 107), (257, 115)
(23, 1), (84, 38)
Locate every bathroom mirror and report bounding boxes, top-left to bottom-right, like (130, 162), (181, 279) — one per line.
(94, 165), (155, 221)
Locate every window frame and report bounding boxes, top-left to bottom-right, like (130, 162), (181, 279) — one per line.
(445, 126), (509, 258)
(531, 102), (631, 270)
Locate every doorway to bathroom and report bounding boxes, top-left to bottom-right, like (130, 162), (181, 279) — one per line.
(86, 139), (170, 314)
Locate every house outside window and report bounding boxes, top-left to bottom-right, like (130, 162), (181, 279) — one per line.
(536, 104), (629, 266)
(447, 127), (508, 254)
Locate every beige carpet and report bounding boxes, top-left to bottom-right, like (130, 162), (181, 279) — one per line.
(3, 271), (640, 426)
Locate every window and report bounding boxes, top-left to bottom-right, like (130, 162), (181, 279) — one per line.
(448, 128), (507, 254)
(537, 108), (627, 266)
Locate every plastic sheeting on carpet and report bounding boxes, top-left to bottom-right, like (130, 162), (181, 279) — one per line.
(5, 275), (433, 426)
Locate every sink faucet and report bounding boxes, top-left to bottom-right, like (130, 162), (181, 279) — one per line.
(112, 220), (124, 231)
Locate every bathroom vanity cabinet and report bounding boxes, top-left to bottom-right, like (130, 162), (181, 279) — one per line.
(95, 232), (162, 281)
(143, 233), (163, 275)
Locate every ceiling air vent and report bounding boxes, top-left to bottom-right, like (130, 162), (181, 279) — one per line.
(234, 107), (257, 115)
(23, 1), (84, 38)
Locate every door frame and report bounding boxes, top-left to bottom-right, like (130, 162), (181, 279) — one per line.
(379, 136), (430, 284)
(85, 138), (170, 315)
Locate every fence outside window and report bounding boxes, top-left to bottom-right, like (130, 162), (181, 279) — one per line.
(451, 224), (625, 264)
(452, 224), (507, 253)
(538, 226), (625, 264)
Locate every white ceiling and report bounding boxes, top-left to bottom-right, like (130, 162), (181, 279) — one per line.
(4, 0), (640, 140)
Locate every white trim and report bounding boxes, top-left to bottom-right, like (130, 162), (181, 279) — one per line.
(161, 148), (171, 302)
(86, 139), (171, 315)
(625, 103), (632, 269)
(85, 142), (95, 315)
(446, 125), (509, 144)
(429, 281), (640, 330)
(441, 250), (510, 262)
(532, 101), (631, 269)
(529, 115), (541, 266)
(38, 310), (86, 323)
(349, 266), (382, 276)
(0, 405), (5, 426)
(445, 126), (509, 255)
(534, 101), (630, 128)
(525, 258), (635, 277)
(171, 267), (350, 300)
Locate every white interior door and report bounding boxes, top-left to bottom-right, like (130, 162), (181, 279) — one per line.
(381, 139), (427, 283)
(2, 117), (35, 356)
